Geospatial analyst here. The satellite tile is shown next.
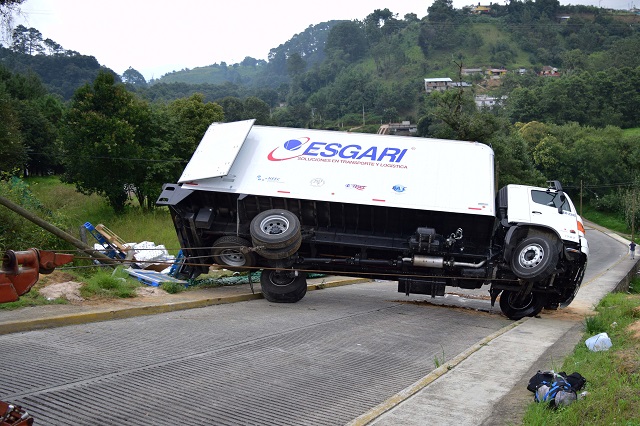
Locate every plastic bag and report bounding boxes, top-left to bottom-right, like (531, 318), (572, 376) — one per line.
(585, 332), (612, 351)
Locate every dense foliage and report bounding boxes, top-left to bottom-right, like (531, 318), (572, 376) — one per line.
(0, 0), (639, 234)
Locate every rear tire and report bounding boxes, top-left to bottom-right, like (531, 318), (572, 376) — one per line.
(255, 235), (302, 260)
(250, 209), (301, 249)
(211, 236), (256, 272)
(499, 289), (547, 320)
(260, 269), (307, 303)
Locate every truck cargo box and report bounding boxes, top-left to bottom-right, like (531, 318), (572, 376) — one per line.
(178, 119), (496, 218)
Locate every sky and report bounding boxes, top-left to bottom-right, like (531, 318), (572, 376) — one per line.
(14, 0), (636, 81)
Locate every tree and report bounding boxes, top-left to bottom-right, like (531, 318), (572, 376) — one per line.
(121, 67), (147, 88)
(0, 0), (24, 40)
(140, 93), (224, 205)
(287, 52), (306, 77)
(218, 96), (244, 122)
(11, 25), (43, 54)
(243, 96), (271, 125)
(326, 21), (367, 62)
(43, 38), (63, 56)
(0, 84), (26, 174)
(427, 0), (456, 23)
(62, 71), (154, 212)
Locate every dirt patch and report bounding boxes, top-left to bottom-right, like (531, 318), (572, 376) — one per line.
(38, 281), (84, 302)
(627, 319), (640, 340)
(135, 286), (169, 297)
(36, 271), (170, 304)
(39, 271), (78, 286)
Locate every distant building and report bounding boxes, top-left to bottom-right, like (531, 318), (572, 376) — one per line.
(475, 94), (507, 109)
(424, 78), (453, 93)
(486, 68), (508, 79)
(424, 78), (472, 93)
(378, 121), (417, 136)
(539, 66), (560, 77)
(470, 3), (492, 14)
(462, 68), (483, 76)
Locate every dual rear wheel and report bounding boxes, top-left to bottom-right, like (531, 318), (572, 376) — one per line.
(250, 209), (307, 303)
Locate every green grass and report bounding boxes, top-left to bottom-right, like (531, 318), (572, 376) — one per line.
(522, 279), (640, 425)
(622, 127), (640, 138)
(26, 176), (180, 254)
(79, 267), (141, 299)
(580, 204), (631, 237)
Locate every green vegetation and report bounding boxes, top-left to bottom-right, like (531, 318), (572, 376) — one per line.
(160, 282), (186, 294)
(1, 176), (179, 253)
(79, 267), (140, 299)
(523, 278), (640, 425)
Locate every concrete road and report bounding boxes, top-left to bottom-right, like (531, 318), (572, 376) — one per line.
(0, 225), (626, 425)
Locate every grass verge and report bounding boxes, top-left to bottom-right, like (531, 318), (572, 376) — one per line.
(522, 278), (640, 425)
(79, 267), (141, 299)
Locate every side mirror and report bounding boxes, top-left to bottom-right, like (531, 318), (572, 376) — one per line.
(558, 193), (566, 214)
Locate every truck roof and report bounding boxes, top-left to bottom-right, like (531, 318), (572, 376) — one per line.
(179, 120), (496, 217)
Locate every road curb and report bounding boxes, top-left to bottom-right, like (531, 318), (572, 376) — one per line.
(0, 277), (371, 336)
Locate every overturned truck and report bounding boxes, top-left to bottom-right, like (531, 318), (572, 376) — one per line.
(158, 120), (588, 320)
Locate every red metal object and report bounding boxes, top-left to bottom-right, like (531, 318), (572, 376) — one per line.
(0, 249), (74, 303)
(0, 400), (33, 426)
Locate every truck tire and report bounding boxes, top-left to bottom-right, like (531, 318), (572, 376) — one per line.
(211, 236), (256, 271)
(250, 210), (301, 249)
(260, 269), (307, 303)
(255, 235), (302, 260)
(510, 234), (559, 281)
(499, 290), (547, 320)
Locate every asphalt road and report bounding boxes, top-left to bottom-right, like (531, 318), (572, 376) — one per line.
(0, 225), (619, 425)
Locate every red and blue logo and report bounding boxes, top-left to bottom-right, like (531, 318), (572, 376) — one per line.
(267, 138), (408, 163)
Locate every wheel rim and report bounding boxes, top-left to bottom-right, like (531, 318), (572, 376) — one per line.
(518, 243), (545, 270)
(219, 248), (246, 267)
(260, 215), (290, 236)
(506, 291), (534, 310)
(269, 270), (296, 287)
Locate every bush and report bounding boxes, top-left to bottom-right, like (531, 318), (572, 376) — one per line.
(0, 176), (72, 251)
(592, 191), (622, 213)
(160, 282), (185, 294)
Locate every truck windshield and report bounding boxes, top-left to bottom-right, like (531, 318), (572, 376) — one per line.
(531, 190), (571, 212)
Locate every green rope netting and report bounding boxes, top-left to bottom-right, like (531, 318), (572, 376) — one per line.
(189, 271), (326, 288)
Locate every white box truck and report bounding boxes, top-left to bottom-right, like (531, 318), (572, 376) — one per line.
(157, 119), (588, 320)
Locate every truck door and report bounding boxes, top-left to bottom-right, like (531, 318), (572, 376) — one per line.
(529, 188), (580, 243)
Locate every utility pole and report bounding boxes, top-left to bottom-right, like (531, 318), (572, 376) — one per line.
(580, 180), (583, 217)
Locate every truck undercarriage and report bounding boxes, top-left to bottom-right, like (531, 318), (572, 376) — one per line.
(158, 184), (587, 320)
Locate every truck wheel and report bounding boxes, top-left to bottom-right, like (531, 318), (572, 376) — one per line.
(499, 290), (547, 320)
(260, 269), (307, 303)
(256, 235), (302, 260)
(211, 236), (256, 272)
(511, 234), (559, 281)
(250, 209), (301, 249)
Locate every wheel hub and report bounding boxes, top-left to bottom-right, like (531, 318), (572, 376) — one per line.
(270, 270), (296, 286)
(220, 249), (245, 267)
(260, 216), (290, 235)
(518, 243), (544, 269)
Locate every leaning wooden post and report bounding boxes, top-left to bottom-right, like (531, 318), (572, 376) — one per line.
(0, 195), (118, 265)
